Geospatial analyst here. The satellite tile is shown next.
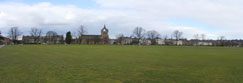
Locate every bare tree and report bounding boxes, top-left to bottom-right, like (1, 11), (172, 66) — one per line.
(72, 32), (78, 39)
(193, 34), (201, 46)
(147, 30), (160, 39)
(30, 28), (42, 44)
(146, 30), (160, 45)
(193, 34), (200, 40)
(172, 30), (183, 40)
(116, 34), (124, 45)
(193, 34), (202, 46)
(172, 30), (183, 45)
(77, 25), (87, 37)
(45, 31), (57, 44)
(162, 35), (170, 45)
(163, 35), (168, 40)
(201, 34), (206, 40)
(8, 27), (22, 44)
(72, 32), (79, 44)
(218, 36), (226, 46)
(193, 34), (206, 40)
(132, 27), (146, 44)
(218, 36), (225, 40)
(77, 25), (87, 44)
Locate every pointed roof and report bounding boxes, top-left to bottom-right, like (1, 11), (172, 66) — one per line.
(103, 24), (107, 29)
(102, 24), (108, 32)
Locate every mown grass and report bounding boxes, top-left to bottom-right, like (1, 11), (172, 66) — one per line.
(0, 45), (243, 83)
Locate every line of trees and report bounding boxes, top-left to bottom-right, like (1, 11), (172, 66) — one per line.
(71, 25), (88, 44)
(2, 25), (240, 46)
(116, 27), (184, 45)
(132, 27), (146, 45)
(30, 28), (42, 44)
(8, 27), (22, 44)
(3, 25), (89, 44)
(0, 26), (210, 45)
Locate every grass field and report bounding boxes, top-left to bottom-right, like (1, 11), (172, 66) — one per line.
(0, 45), (243, 83)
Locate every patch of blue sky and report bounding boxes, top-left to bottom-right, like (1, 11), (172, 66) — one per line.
(167, 17), (224, 33)
(0, 0), (97, 8)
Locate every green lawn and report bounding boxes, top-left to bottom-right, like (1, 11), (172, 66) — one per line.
(0, 45), (243, 83)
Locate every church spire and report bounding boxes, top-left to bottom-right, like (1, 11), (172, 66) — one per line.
(104, 24), (107, 29)
(101, 24), (108, 33)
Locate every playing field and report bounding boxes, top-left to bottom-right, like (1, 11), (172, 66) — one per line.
(0, 45), (243, 83)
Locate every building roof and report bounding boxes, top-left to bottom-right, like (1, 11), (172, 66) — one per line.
(0, 35), (5, 40)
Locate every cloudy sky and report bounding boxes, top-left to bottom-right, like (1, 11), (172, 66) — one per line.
(0, 0), (243, 39)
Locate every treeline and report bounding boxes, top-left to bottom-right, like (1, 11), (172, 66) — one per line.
(0, 25), (242, 47)
(0, 26), (88, 44)
(115, 27), (242, 47)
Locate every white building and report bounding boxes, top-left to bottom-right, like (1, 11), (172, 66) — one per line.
(173, 40), (183, 46)
(197, 41), (213, 46)
(121, 37), (133, 45)
(139, 39), (152, 45)
(156, 39), (165, 45)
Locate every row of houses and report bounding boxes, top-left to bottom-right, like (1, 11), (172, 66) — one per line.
(111, 37), (243, 47)
(1, 26), (242, 46)
(22, 35), (64, 44)
(1, 34), (243, 47)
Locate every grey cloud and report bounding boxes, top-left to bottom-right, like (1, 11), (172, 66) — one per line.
(1, 1), (243, 39)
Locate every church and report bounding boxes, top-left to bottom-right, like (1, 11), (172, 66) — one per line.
(80, 25), (109, 44)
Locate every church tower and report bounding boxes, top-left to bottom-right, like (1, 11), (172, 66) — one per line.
(101, 25), (109, 44)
